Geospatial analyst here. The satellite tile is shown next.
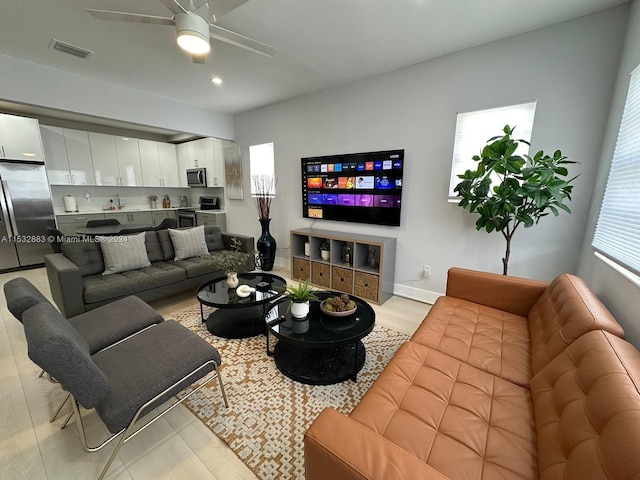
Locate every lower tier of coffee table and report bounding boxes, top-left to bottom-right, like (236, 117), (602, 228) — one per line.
(205, 306), (265, 339)
(273, 340), (366, 385)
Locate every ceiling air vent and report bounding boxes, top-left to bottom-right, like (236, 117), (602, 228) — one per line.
(49, 39), (94, 59)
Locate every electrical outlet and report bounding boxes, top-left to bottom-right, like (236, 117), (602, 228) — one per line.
(423, 265), (431, 277)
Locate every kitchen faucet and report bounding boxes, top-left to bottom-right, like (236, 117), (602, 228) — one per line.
(116, 194), (124, 209)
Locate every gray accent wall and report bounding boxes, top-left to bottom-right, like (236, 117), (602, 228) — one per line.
(578, 0), (640, 347)
(230, 6), (628, 301)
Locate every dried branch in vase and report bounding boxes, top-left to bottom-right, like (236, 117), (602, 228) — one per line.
(252, 174), (277, 220)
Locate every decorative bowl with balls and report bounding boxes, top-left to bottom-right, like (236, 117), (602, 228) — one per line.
(320, 294), (357, 317)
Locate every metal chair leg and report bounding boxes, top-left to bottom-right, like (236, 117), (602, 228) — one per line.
(60, 410), (74, 429)
(70, 360), (229, 480)
(213, 363), (229, 408)
(49, 392), (70, 423)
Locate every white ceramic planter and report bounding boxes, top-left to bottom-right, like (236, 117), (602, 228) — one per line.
(290, 300), (310, 318)
(226, 272), (239, 288)
(321, 250), (330, 261)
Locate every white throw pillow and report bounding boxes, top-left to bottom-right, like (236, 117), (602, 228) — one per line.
(97, 232), (151, 276)
(168, 225), (209, 261)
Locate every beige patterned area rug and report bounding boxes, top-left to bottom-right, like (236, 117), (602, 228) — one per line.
(172, 303), (408, 480)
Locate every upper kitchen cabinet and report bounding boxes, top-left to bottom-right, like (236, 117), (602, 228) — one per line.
(138, 139), (162, 187)
(176, 137), (225, 187)
(114, 136), (143, 186)
(157, 142), (180, 187)
(140, 139), (179, 187)
(0, 113), (45, 161)
(64, 129), (95, 185)
(41, 126), (95, 185)
(88, 132), (119, 185)
(89, 133), (143, 186)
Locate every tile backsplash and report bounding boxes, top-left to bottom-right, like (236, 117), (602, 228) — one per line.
(50, 185), (223, 213)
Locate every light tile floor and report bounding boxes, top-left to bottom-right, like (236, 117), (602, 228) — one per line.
(0, 265), (430, 479)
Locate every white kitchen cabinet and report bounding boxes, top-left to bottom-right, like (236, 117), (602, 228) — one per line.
(114, 136), (143, 186)
(89, 132), (120, 186)
(64, 128), (95, 185)
(140, 140), (179, 187)
(41, 126), (95, 185)
(41, 126), (70, 184)
(138, 139), (162, 187)
(56, 213), (105, 236)
(0, 113), (45, 161)
(196, 211), (226, 232)
(176, 137), (226, 187)
(158, 142), (180, 187)
(151, 210), (177, 227)
(110, 211), (153, 225)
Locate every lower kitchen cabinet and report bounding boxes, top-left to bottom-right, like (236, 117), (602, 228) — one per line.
(196, 211), (227, 232)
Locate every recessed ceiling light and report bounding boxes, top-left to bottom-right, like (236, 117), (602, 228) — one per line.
(211, 77), (223, 85)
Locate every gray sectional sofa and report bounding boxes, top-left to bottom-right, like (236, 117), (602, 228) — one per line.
(45, 225), (255, 318)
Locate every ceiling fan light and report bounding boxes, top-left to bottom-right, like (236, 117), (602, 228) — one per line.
(175, 12), (210, 55)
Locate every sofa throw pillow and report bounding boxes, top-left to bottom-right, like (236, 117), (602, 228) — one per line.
(204, 225), (225, 251)
(97, 232), (151, 276)
(168, 225), (209, 260)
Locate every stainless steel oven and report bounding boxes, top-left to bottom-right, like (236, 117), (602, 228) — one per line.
(177, 208), (197, 228)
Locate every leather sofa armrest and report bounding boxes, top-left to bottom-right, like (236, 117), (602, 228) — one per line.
(44, 253), (85, 318)
(445, 267), (548, 317)
(304, 408), (450, 480)
(222, 233), (255, 254)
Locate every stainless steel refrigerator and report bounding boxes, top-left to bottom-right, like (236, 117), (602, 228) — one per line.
(0, 160), (56, 271)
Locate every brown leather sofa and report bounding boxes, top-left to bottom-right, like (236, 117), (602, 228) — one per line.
(304, 267), (640, 479)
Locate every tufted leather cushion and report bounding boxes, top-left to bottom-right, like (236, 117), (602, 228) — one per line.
(351, 341), (537, 480)
(411, 296), (532, 387)
(531, 330), (640, 480)
(528, 273), (625, 377)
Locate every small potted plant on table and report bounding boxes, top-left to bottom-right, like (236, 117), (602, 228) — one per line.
(285, 279), (320, 319)
(320, 240), (330, 261)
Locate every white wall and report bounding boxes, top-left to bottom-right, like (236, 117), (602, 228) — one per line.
(578, 0), (640, 347)
(0, 54), (235, 140)
(229, 6), (628, 300)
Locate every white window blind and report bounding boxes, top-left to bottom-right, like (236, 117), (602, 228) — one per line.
(448, 101), (537, 200)
(249, 142), (275, 195)
(592, 67), (640, 276)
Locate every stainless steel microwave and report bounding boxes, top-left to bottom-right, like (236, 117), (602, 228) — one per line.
(186, 167), (207, 187)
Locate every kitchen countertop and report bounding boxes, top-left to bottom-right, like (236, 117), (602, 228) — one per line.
(55, 207), (226, 216)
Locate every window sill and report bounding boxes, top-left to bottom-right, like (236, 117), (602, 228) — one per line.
(594, 251), (640, 289)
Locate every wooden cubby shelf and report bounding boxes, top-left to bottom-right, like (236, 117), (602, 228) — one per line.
(290, 228), (396, 305)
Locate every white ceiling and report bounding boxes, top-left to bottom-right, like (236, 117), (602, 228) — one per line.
(0, 0), (629, 124)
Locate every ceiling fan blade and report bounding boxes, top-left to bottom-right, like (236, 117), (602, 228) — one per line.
(86, 9), (175, 26)
(158, 0), (188, 15)
(191, 53), (206, 64)
(209, 24), (276, 57)
(208, 0), (249, 21)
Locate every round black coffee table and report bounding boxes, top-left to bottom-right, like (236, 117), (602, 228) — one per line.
(265, 291), (375, 385)
(197, 272), (287, 338)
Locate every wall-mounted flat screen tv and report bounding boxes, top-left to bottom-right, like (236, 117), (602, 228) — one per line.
(301, 149), (404, 226)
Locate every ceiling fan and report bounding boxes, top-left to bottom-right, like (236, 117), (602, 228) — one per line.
(86, 0), (276, 63)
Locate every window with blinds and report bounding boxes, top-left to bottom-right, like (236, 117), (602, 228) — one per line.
(448, 101), (537, 200)
(592, 67), (640, 276)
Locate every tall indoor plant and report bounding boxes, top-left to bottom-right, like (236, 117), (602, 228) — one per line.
(454, 125), (577, 275)
(252, 174), (277, 271)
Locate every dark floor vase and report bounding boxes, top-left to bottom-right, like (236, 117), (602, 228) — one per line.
(257, 218), (276, 271)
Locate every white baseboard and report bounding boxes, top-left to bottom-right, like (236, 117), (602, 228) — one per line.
(393, 284), (442, 305)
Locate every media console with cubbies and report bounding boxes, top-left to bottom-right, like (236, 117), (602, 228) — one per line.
(290, 228), (396, 305)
